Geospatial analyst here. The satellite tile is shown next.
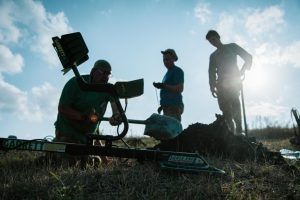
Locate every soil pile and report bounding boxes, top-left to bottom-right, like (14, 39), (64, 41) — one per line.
(154, 114), (284, 162)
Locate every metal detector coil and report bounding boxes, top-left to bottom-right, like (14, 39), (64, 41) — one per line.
(52, 32), (89, 73)
(114, 79), (144, 99)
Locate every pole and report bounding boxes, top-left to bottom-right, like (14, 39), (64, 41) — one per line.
(240, 84), (248, 137)
(102, 117), (146, 125)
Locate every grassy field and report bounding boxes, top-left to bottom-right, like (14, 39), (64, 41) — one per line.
(1, 128), (300, 200)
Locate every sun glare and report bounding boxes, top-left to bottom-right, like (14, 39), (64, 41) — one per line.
(243, 66), (269, 92)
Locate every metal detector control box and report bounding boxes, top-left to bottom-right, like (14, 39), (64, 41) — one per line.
(52, 32), (89, 71)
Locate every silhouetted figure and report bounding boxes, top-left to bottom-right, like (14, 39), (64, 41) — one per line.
(153, 49), (184, 121)
(206, 30), (252, 135)
(53, 60), (121, 166)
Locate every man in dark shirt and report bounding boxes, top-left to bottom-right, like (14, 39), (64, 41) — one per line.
(206, 30), (252, 135)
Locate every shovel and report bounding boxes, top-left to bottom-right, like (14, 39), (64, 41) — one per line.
(102, 113), (183, 140)
(241, 84), (248, 137)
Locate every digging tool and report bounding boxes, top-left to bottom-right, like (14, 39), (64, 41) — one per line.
(102, 113), (183, 140)
(291, 108), (300, 132)
(239, 71), (248, 137)
(290, 108), (300, 145)
(241, 83), (248, 137)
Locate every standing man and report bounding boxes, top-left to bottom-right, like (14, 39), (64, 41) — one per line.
(153, 49), (184, 121)
(206, 30), (252, 135)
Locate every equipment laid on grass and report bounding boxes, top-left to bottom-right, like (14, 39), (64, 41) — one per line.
(0, 137), (224, 174)
(280, 149), (300, 160)
(0, 32), (224, 174)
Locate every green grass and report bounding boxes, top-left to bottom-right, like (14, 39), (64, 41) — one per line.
(1, 131), (300, 200)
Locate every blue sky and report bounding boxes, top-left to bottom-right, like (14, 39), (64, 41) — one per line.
(0, 0), (300, 139)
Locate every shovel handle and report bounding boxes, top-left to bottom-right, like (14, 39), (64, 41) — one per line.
(241, 85), (248, 137)
(102, 117), (147, 125)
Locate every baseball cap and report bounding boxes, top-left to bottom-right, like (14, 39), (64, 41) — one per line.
(161, 49), (178, 61)
(93, 60), (111, 73)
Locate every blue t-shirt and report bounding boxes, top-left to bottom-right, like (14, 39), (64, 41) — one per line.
(160, 65), (184, 106)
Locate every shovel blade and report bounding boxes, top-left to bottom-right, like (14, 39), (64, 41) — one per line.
(144, 113), (183, 140)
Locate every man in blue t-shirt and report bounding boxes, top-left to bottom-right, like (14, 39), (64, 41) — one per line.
(153, 49), (184, 121)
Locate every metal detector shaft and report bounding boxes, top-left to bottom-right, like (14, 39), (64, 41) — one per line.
(103, 114), (183, 140)
(102, 117), (147, 125)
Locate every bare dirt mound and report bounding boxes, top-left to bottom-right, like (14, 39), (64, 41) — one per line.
(154, 114), (284, 162)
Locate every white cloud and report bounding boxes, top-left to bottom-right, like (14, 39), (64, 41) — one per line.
(0, 1), (21, 43)
(31, 82), (60, 117)
(247, 101), (291, 128)
(245, 6), (285, 36)
(216, 14), (235, 41)
(247, 101), (288, 117)
(281, 41), (300, 68)
(0, 0), (71, 122)
(29, 11), (74, 66)
(0, 78), (59, 121)
(194, 3), (211, 24)
(254, 41), (300, 69)
(215, 13), (250, 47)
(100, 9), (112, 16)
(0, 0), (73, 67)
(254, 42), (283, 67)
(0, 78), (27, 113)
(0, 44), (24, 74)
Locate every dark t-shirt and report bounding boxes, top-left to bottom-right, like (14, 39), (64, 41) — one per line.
(54, 75), (114, 141)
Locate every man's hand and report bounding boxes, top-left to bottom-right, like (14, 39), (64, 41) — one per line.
(153, 82), (165, 89)
(88, 113), (99, 123)
(83, 108), (99, 123)
(211, 87), (217, 98)
(212, 91), (217, 98)
(157, 106), (163, 114)
(109, 113), (122, 126)
(240, 67), (247, 80)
